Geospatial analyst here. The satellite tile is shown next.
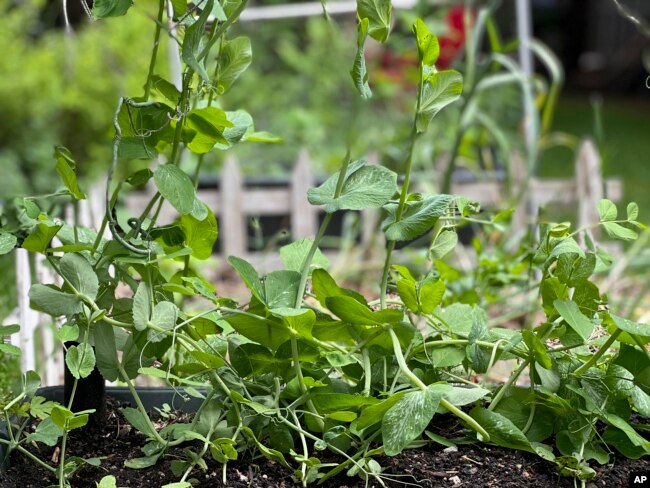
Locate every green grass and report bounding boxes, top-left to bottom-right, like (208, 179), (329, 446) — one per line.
(539, 95), (650, 213)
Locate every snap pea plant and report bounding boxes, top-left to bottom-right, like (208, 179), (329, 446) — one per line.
(0, 1), (649, 487)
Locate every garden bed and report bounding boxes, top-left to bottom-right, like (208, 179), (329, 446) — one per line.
(2, 394), (648, 488)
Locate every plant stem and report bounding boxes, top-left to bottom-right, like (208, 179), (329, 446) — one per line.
(574, 328), (622, 377)
(389, 327), (426, 391)
(488, 358), (531, 411)
(14, 444), (58, 473)
(143, 0), (166, 101)
(290, 335), (324, 431)
(439, 398), (490, 442)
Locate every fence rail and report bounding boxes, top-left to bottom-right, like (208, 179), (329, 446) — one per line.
(7, 139), (622, 385)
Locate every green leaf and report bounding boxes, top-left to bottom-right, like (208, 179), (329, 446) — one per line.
(597, 199), (617, 222)
(92, 0), (133, 18)
(54, 146), (86, 200)
(271, 308), (316, 341)
(65, 343), (96, 379)
(124, 454), (160, 469)
(602, 221), (638, 241)
(29, 284), (82, 316)
(228, 256), (264, 301)
(123, 407), (153, 435)
(554, 300), (594, 342)
(350, 18), (372, 99)
(214, 110), (253, 150)
(609, 314), (650, 341)
(353, 393), (407, 432)
(60, 253), (99, 300)
(416, 70), (463, 133)
(280, 239), (329, 273)
(0, 231), (17, 255)
(311, 393), (378, 412)
(185, 107), (234, 154)
(126, 168), (154, 188)
(326, 296), (403, 326)
(215, 36), (252, 94)
(419, 278), (445, 314)
(356, 0), (392, 43)
(154, 165), (196, 215)
(179, 204), (217, 260)
(469, 407), (533, 452)
(181, 0), (214, 83)
(627, 202), (639, 221)
(382, 386), (443, 455)
(55, 324), (79, 343)
(441, 386), (490, 407)
(522, 330), (552, 369)
(96, 476), (118, 488)
(265, 270), (301, 309)
(22, 221), (62, 253)
(307, 161), (397, 213)
(382, 194), (455, 241)
(412, 18), (439, 66)
(429, 230), (457, 260)
(133, 282), (152, 332)
(429, 346), (465, 368)
(25, 417), (63, 446)
(311, 268), (366, 307)
(149, 301), (178, 342)
(94, 324), (119, 382)
(226, 314), (292, 353)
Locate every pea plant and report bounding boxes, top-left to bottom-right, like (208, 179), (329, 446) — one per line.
(0, 1), (648, 487)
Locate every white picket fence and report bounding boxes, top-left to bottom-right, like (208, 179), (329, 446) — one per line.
(6, 139), (623, 385)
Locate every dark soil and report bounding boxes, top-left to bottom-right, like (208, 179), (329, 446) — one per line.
(1, 396), (648, 488)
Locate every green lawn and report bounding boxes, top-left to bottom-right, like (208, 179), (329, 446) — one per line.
(539, 95), (650, 213)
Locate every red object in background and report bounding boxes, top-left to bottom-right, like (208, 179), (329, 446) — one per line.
(437, 5), (473, 69)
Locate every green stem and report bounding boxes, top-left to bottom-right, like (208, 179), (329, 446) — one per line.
(119, 364), (168, 446)
(389, 327), (426, 391)
(439, 398), (490, 442)
(13, 444), (57, 474)
(197, 0), (249, 62)
(143, 0), (165, 101)
(488, 358), (531, 411)
(58, 427), (68, 488)
(291, 336), (324, 431)
(574, 329), (622, 377)
(379, 241), (396, 309)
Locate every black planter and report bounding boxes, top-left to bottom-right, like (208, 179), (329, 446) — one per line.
(0, 386), (206, 470)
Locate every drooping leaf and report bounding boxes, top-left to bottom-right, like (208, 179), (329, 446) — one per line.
(412, 18), (439, 66)
(92, 0), (134, 18)
(60, 253), (99, 300)
(307, 161), (397, 213)
(148, 301), (178, 342)
(0, 231), (17, 255)
(179, 204), (218, 260)
(94, 324), (119, 382)
(429, 230), (457, 260)
(181, 0), (214, 83)
(154, 164), (196, 215)
(350, 18), (372, 99)
(54, 146), (86, 200)
(311, 268), (366, 307)
(469, 407), (533, 452)
(382, 194), (455, 242)
(214, 110), (253, 150)
(280, 239), (329, 273)
(65, 343), (97, 379)
(215, 36), (252, 94)
(416, 70), (463, 133)
(554, 300), (594, 342)
(22, 221), (62, 253)
(326, 296), (403, 326)
(132, 282), (152, 332)
(609, 314), (650, 341)
(29, 284), (82, 316)
(382, 386), (443, 455)
(356, 0), (392, 43)
(228, 256), (264, 301)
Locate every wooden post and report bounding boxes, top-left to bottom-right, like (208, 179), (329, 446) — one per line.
(291, 149), (317, 239)
(220, 156), (246, 258)
(15, 249), (38, 374)
(575, 138), (603, 242)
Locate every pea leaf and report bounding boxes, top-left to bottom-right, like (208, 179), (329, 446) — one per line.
(22, 221), (62, 253)
(215, 36), (252, 94)
(148, 301), (178, 342)
(429, 230), (457, 260)
(602, 221), (638, 241)
(65, 343), (97, 379)
(356, 0), (392, 43)
(416, 70), (463, 133)
(311, 268), (366, 307)
(554, 300), (594, 342)
(609, 314), (650, 341)
(54, 146), (86, 200)
(92, 0), (133, 18)
(350, 18), (372, 99)
(280, 239), (329, 273)
(29, 284), (82, 316)
(412, 18), (439, 66)
(94, 324), (119, 382)
(307, 161), (397, 213)
(522, 330), (552, 369)
(382, 386), (443, 455)
(0, 231), (17, 255)
(181, 0), (214, 83)
(627, 202), (639, 221)
(154, 164), (196, 215)
(60, 253), (99, 300)
(325, 295), (403, 326)
(382, 194), (455, 241)
(469, 407), (533, 452)
(179, 204), (218, 260)
(214, 110), (254, 150)
(228, 256), (264, 302)
(597, 199), (617, 222)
